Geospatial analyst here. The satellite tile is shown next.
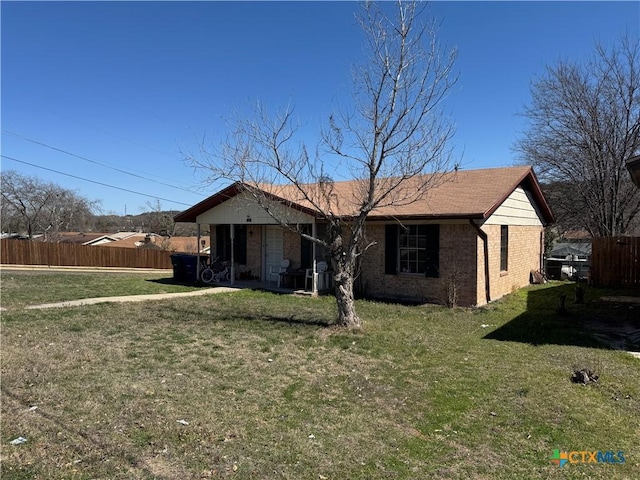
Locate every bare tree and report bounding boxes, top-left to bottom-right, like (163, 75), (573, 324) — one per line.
(1, 170), (99, 238)
(189, 1), (458, 328)
(516, 35), (640, 237)
(142, 199), (175, 236)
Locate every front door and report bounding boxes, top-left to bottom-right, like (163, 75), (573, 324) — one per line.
(264, 226), (284, 281)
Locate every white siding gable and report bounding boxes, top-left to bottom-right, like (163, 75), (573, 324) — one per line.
(484, 187), (543, 226)
(196, 190), (314, 225)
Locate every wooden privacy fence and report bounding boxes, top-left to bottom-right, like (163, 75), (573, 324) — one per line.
(0, 239), (173, 269)
(590, 236), (640, 287)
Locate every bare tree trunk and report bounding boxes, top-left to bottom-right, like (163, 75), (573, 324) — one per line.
(333, 259), (361, 329)
(186, 1), (459, 328)
(326, 221), (362, 328)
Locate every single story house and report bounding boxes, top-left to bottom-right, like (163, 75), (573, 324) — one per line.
(174, 166), (555, 306)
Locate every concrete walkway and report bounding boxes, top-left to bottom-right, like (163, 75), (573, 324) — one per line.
(1, 264), (240, 311)
(24, 287), (240, 310)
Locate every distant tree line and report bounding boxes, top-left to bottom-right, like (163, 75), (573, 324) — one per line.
(1, 170), (200, 238)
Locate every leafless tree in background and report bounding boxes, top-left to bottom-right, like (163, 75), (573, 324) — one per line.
(189, 1), (458, 328)
(142, 199), (176, 236)
(1, 170), (99, 238)
(516, 35), (640, 237)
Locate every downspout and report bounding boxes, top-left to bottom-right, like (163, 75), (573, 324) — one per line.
(469, 220), (491, 304)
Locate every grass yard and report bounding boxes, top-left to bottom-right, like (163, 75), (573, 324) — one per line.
(1, 272), (639, 479)
(0, 270), (204, 310)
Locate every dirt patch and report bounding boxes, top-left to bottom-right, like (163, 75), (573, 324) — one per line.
(140, 455), (192, 479)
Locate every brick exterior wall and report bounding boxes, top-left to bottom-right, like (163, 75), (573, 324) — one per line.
(478, 224), (543, 304)
(210, 226), (264, 280)
(360, 222), (542, 307)
(283, 229), (303, 270)
(209, 221), (543, 304)
(246, 227), (262, 279)
(439, 223), (479, 306)
(359, 223), (479, 306)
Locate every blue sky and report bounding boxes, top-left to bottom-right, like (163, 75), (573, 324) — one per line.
(2, 1), (638, 215)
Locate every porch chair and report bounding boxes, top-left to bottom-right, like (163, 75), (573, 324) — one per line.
(305, 261), (328, 291)
(269, 259), (290, 287)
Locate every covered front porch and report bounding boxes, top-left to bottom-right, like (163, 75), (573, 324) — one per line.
(193, 223), (333, 296)
(174, 185), (333, 296)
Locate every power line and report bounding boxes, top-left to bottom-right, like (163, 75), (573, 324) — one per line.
(45, 109), (178, 159)
(1, 154), (194, 207)
(2, 130), (205, 197)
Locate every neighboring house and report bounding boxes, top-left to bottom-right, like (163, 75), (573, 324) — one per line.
(97, 233), (153, 248)
(0, 233), (30, 240)
(83, 231), (143, 246)
(174, 166), (554, 306)
(96, 234), (209, 253)
(34, 231), (143, 246)
(549, 242), (591, 260)
(34, 232), (107, 245)
(546, 241), (591, 280)
(627, 154), (640, 188)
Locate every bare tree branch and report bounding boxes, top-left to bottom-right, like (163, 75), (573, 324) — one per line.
(516, 34), (640, 236)
(186, 1), (458, 327)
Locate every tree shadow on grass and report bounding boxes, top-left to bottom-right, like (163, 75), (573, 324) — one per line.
(145, 277), (209, 287)
(229, 312), (337, 328)
(484, 282), (640, 351)
(146, 277), (179, 285)
(161, 292), (338, 328)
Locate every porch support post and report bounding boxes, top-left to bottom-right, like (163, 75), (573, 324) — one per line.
(312, 222), (318, 294)
(229, 224), (235, 285)
(196, 223), (201, 282)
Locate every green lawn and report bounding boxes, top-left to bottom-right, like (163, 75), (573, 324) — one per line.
(0, 270), (204, 310)
(1, 273), (638, 479)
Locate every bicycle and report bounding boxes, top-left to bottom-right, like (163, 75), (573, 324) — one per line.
(200, 256), (230, 284)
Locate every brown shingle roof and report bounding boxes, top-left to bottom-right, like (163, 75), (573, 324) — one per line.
(164, 236), (209, 253)
(99, 234), (147, 248)
(175, 166), (554, 224)
(34, 232), (111, 244)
